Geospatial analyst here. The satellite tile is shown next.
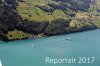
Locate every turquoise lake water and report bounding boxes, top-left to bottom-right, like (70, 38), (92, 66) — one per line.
(0, 29), (100, 66)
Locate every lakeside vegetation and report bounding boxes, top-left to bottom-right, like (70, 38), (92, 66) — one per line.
(0, 0), (100, 41)
(7, 29), (32, 40)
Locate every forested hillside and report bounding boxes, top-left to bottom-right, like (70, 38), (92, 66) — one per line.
(17, 0), (91, 21)
(0, 0), (99, 41)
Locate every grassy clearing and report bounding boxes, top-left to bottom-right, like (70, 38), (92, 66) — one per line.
(94, 15), (100, 27)
(75, 12), (89, 19)
(7, 29), (32, 40)
(17, 0), (70, 22)
(93, 0), (100, 27)
(71, 11), (96, 28)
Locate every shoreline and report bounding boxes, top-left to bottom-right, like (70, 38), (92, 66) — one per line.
(0, 0), (100, 42)
(1, 27), (98, 42)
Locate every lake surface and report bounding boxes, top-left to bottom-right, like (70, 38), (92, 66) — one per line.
(0, 29), (100, 66)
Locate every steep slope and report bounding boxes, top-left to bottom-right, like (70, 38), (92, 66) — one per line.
(0, 0), (99, 41)
(17, 0), (91, 21)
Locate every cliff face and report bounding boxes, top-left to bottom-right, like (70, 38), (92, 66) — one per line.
(0, 0), (99, 41)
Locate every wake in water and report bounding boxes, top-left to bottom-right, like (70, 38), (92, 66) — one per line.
(0, 60), (2, 66)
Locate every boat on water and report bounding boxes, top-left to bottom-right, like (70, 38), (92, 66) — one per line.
(66, 38), (72, 41)
(0, 60), (2, 66)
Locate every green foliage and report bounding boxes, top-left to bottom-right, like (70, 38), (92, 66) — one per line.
(0, 0), (99, 41)
(17, 0), (91, 22)
(44, 19), (70, 35)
